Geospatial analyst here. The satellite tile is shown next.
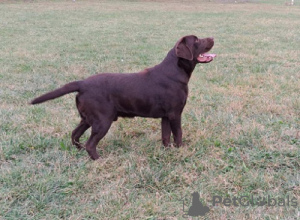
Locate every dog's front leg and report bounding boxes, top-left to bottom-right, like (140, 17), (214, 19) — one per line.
(161, 117), (171, 147)
(170, 116), (183, 147)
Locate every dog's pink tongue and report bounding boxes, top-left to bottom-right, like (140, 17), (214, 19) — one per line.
(205, 54), (216, 58)
(197, 53), (216, 63)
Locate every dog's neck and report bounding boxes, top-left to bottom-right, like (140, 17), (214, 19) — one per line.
(177, 57), (197, 77)
(157, 48), (196, 84)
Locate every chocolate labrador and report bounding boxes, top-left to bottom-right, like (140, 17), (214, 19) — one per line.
(31, 35), (216, 160)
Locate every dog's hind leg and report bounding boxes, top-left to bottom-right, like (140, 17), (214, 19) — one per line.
(85, 118), (112, 160)
(71, 120), (90, 149)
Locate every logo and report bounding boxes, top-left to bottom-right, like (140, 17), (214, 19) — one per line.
(181, 192), (210, 218)
(180, 192), (298, 218)
(211, 195), (298, 207)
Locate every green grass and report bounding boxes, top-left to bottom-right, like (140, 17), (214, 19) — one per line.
(0, 0), (299, 219)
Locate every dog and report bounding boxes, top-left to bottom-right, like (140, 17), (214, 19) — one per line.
(31, 35), (216, 160)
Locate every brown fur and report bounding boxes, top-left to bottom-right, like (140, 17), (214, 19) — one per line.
(31, 35), (215, 160)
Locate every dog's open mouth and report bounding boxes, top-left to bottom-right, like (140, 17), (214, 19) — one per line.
(197, 53), (216, 63)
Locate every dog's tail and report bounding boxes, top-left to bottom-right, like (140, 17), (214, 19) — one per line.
(30, 81), (81, 105)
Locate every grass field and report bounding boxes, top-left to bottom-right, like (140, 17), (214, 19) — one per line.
(0, 0), (299, 219)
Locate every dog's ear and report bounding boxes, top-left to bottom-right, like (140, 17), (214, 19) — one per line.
(175, 36), (195, 61)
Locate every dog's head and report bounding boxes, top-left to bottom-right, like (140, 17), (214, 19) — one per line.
(175, 35), (215, 63)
